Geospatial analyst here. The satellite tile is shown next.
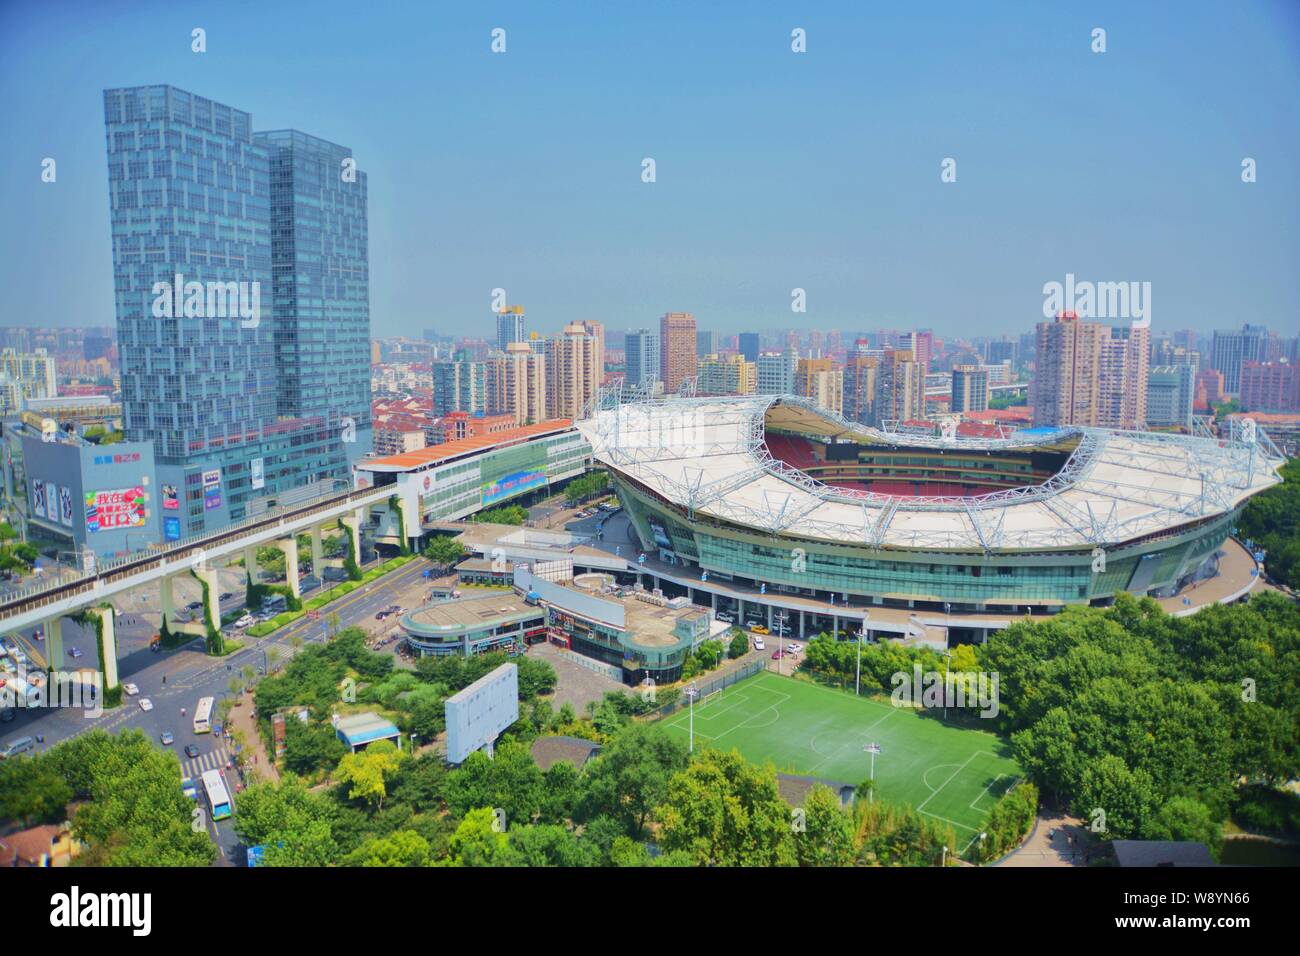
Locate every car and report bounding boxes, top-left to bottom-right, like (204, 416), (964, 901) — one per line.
(219, 592), (233, 601)
(715, 613), (734, 624)
(160, 731), (174, 746)
(68, 647), (83, 659)
(235, 614), (255, 628)
(184, 744), (201, 758)
(122, 682), (139, 696)
(786, 643), (803, 654)
(375, 611), (390, 621)
(186, 601), (203, 611)
(138, 698), (153, 712)
(770, 650), (788, 660)
(750, 625), (769, 635)
(752, 637), (766, 651)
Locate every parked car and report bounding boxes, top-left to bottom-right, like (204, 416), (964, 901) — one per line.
(750, 624), (769, 635)
(122, 682), (139, 696)
(752, 637), (766, 651)
(787, 643), (803, 654)
(235, 614), (255, 629)
(770, 650), (789, 660)
(160, 731), (174, 746)
(715, 612), (734, 624)
(138, 698), (153, 712)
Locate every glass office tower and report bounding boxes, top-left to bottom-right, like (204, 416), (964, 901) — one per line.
(104, 86), (370, 540)
(256, 129), (372, 470)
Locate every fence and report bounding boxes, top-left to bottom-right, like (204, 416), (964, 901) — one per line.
(551, 647), (624, 683)
(642, 657), (765, 721)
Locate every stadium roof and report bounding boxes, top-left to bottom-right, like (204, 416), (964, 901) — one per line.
(358, 419), (573, 473)
(577, 394), (1285, 553)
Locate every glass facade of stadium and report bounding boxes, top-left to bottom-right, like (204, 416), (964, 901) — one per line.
(613, 476), (1239, 612)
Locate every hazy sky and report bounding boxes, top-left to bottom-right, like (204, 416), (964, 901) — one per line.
(2, 0), (1297, 340)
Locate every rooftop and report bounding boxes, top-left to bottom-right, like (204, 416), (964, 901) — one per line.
(359, 419), (573, 473)
(334, 712), (400, 746)
(400, 592), (541, 637)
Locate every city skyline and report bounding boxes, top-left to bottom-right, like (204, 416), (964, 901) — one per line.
(2, 0), (1298, 340)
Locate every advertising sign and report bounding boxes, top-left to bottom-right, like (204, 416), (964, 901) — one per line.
(31, 479), (46, 518)
(162, 483), (179, 510)
(202, 468), (222, 511)
(85, 487), (146, 532)
(481, 469), (546, 507)
(250, 457), (265, 491)
(163, 516), (181, 541)
(58, 485), (73, 526)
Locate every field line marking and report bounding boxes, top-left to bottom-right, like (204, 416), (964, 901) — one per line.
(916, 751), (978, 813)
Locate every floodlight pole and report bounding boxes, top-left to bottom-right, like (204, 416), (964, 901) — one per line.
(685, 683), (699, 753)
(855, 612), (868, 697)
(864, 742), (881, 803)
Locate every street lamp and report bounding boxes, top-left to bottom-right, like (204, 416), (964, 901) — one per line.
(943, 647), (952, 719)
(864, 742), (882, 803)
(855, 611), (869, 697)
(685, 683), (699, 753)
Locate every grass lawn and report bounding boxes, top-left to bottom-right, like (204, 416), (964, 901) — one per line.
(658, 670), (1021, 847)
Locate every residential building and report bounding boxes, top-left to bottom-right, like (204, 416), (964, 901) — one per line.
(1146, 365), (1195, 429)
(794, 358), (843, 415)
(697, 353), (757, 396)
(738, 331), (761, 363)
(624, 328), (660, 389)
(756, 347), (799, 395)
(546, 322), (601, 419)
(950, 364), (989, 414)
(1032, 313), (1147, 430)
(1210, 324), (1269, 395)
(432, 356), (489, 417)
(844, 347), (879, 424)
(874, 349), (925, 426)
(696, 329), (719, 358)
(659, 311), (697, 394)
(1240, 361), (1299, 413)
(495, 304), (525, 351)
(0, 348), (57, 404)
(491, 340), (548, 424)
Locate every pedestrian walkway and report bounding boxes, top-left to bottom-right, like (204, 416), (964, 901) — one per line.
(183, 744), (229, 778)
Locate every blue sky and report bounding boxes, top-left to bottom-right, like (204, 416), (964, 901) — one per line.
(2, 0), (1297, 340)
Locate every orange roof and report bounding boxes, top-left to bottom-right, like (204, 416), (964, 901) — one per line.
(361, 419), (574, 472)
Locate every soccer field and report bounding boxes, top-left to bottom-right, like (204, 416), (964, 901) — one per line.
(659, 671), (1021, 845)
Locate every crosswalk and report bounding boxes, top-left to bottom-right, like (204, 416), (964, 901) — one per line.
(183, 744), (230, 778)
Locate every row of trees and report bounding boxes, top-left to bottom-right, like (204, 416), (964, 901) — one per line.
(1238, 457), (1300, 589)
(563, 470), (611, 506)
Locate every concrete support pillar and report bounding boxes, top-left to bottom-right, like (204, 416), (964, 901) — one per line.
(737, 599), (745, 623)
(341, 512), (363, 565)
(45, 617), (63, 675)
(243, 544), (261, 585)
(276, 536), (301, 599)
(90, 607), (119, 691)
(710, 592), (717, 612)
(832, 614), (840, 639)
(799, 610), (806, 639)
(766, 604), (772, 628)
(196, 564), (221, 632)
(310, 523), (324, 579)
(160, 574), (176, 629)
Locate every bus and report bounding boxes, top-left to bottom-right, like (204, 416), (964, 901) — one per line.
(200, 768), (232, 821)
(193, 696), (214, 734)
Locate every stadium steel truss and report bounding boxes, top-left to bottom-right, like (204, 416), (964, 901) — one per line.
(578, 387), (1285, 555)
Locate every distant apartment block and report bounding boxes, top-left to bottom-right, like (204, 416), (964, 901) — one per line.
(756, 346), (798, 396)
(738, 332), (761, 363)
(697, 353), (756, 396)
(1210, 324), (1269, 395)
(624, 328), (660, 388)
(546, 322), (602, 419)
(1240, 361), (1299, 413)
(1032, 313), (1147, 430)
(496, 305), (526, 351)
(659, 312), (697, 394)
(950, 365), (989, 414)
(1146, 365), (1195, 429)
(491, 341), (548, 425)
(794, 358), (843, 415)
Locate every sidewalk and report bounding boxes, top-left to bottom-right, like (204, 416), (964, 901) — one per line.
(225, 693), (279, 785)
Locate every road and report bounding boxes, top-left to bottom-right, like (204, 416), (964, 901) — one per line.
(1, 554), (434, 865)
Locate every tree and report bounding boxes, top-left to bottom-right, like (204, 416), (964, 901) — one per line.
(656, 749), (797, 866)
(444, 741), (546, 825)
(335, 739), (405, 809)
(423, 536), (467, 568)
(0, 753), (73, 826)
(728, 629), (749, 659)
(795, 785), (855, 867)
(576, 723), (687, 839)
(234, 775), (342, 866)
(447, 807), (511, 866)
(344, 829), (431, 867)
(281, 718), (347, 776)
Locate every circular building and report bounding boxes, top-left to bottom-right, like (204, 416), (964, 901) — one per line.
(577, 395), (1284, 618)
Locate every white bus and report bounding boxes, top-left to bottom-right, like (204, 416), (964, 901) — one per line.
(193, 696), (214, 734)
(200, 768), (232, 821)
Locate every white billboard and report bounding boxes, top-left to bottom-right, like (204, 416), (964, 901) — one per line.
(444, 662), (519, 764)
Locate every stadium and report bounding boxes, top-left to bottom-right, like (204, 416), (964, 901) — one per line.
(577, 393), (1285, 629)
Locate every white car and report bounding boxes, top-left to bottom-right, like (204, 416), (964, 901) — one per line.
(752, 637), (766, 651)
(122, 683), (139, 696)
(715, 613), (734, 624)
(235, 614), (255, 628)
(787, 643), (803, 654)
(138, 698), (154, 712)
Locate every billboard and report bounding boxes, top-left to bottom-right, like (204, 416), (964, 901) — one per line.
(31, 478), (46, 518)
(85, 486), (146, 532)
(250, 457), (265, 490)
(163, 516), (181, 540)
(202, 468), (222, 511)
(58, 485), (73, 527)
(162, 483), (179, 510)
(445, 662), (519, 764)
(481, 468), (546, 507)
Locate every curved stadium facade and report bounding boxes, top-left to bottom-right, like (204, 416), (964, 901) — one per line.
(578, 395), (1285, 614)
